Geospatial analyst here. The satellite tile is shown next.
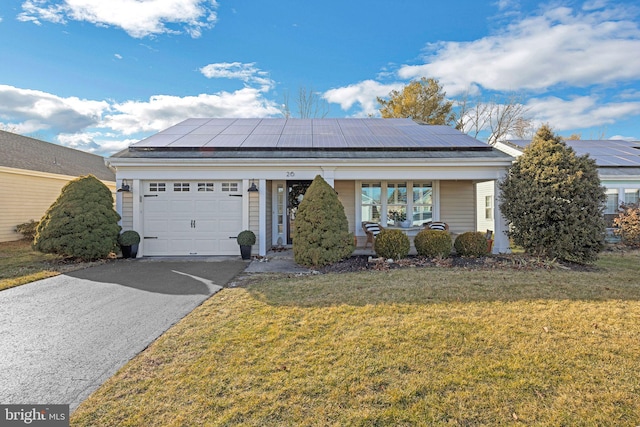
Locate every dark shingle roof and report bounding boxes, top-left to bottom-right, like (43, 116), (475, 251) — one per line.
(0, 130), (115, 181)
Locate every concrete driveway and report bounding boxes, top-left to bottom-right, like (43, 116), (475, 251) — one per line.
(0, 258), (246, 412)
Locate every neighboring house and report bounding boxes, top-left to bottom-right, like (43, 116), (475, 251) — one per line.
(106, 118), (514, 257)
(0, 130), (116, 242)
(493, 139), (640, 237)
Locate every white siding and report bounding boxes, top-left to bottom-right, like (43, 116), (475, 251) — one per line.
(249, 191), (259, 250)
(475, 181), (495, 233)
(335, 180), (356, 234)
(440, 180), (476, 234)
(121, 191), (134, 230)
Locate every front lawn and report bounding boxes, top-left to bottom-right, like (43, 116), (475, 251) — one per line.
(0, 240), (66, 291)
(71, 251), (640, 426)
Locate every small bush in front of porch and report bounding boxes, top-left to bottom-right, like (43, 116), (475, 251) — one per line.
(414, 229), (452, 258)
(454, 232), (489, 257)
(614, 203), (640, 247)
(15, 220), (39, 240)
(374, 229), (410, 260)
(293, 175), (354, 267)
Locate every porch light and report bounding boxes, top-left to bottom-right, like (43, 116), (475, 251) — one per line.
(117, 180), (130, 192)
(247, 180), (259, 192)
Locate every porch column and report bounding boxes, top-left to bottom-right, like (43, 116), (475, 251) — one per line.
(492, 178), (510, 254)
(259, 179), (267, 256)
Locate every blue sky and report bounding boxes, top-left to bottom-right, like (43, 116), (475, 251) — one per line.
(0, 0), (639, 155)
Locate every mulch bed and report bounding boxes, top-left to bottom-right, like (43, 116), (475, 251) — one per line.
(317, 254), (597, 274)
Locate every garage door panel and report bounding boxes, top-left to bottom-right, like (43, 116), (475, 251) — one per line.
(142, 181), (243, 256)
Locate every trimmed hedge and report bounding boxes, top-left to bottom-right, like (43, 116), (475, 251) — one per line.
(374, 228), (410, 260)
(414, 229), (452, 257)
(454, 232), (489, 257)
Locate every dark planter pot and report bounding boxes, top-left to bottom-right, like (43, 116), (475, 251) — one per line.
(122, 244), (138, 259)
(240, 245), (252, 260)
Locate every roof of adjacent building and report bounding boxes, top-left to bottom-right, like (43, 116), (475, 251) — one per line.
(112, 118), (512, 160)
(0, 130), (115, 181)
(502, 139), (640, 167)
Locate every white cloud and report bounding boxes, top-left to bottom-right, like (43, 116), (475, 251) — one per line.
(0, 84), (281, 154)
(608, 135), (639, 141)
(526, 95), (640, 131)
(323, 80), (402, 117)
(199, 62), (274, 89)
(114, 53), (123, 60)
(398, 4), (640, 95)
(18, 0), (218, 38)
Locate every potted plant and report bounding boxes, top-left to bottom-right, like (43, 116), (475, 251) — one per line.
(237, 230), (256, 260)
(118, 230), (140, 259)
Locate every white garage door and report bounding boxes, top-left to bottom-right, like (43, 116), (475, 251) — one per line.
(142, 181), (243, 256)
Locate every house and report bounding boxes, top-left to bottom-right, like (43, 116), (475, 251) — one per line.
(0, 131), (116, 242)
(106, 118), (514, 257)
(493, 139), (640, 235)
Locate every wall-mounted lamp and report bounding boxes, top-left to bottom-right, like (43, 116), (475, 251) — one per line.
(247, 180), (259, 192)
(117, 179), (131, 192)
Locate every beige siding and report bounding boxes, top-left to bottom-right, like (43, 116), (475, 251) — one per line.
(0, 169), (116, 242)
(265, 181), (273, 249)
(335, 180), (356, 234)
(121, 192), (134, 230)
(439, 180), (476, 234)
(249, 191), (259, 248)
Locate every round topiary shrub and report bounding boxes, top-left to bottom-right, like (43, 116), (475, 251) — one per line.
(34, 175), (121, 260)
(454, 231), (489, 257)
(118, 230), (141, 246)
(237, 230), (256, 246)
(374, 228), (410, 260)
(414, 229), (452, 257)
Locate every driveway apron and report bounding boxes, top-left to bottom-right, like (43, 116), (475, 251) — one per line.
(0, 259), (246, 412)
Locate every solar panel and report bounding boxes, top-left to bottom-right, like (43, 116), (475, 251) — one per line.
(129, 117), (498, 151)
(507, 139), (640, 167)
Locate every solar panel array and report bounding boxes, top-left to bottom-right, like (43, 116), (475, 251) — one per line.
(508, 139), (640, 167)
(131, 118), (489, 150)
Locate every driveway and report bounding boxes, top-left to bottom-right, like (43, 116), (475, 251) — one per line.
(0, 258), (246, 412)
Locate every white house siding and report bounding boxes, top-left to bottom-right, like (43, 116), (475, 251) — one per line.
(439, 180), (476, 234)
(475, 181), (495, 233)
(249, 190), (260, 250)
(335, 180), (356, 233)
(0, 167), (116, 242)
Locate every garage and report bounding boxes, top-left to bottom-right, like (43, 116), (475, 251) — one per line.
(142, 180), (243, 256)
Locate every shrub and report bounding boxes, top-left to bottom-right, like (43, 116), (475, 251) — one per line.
(118, 230), (141, 246)
(613, 203), (640, 247)
(15, 220), (39, 240)
(237, 230), (256, 246)
(374, 228), (410, 260)
(499, 125), (606, 264)
(33, 175), (121, 260)
(414, 229), (452, 257)
(454, 232), (489, 257)
(293, 175), (354, 267)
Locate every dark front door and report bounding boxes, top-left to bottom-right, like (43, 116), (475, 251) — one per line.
(287, 180), (312, 244)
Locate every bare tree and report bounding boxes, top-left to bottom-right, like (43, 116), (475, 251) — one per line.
(456, 92), (531, 145)
(281, 86), (329, 118)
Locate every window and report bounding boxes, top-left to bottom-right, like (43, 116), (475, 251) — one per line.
(174, 183), (190, 192)
(485, 195), (493, 220)
(197, 182), (214, 192)
(149, 183), (166, 192)
(387, 183), (407, 226)
(361, 181), (432, 226)
(221, 182), (239, 192)
(361, 182), (381, 223)
(625, 189), (639, 205)
(413, 183), (433, 225)
(605, 189), (619, 214)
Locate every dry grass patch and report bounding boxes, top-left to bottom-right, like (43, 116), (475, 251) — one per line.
(72, 252), (640, 426)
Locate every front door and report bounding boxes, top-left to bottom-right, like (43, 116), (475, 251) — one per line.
(286, 180), (312, 244)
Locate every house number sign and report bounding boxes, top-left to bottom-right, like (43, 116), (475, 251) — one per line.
(286, 171), (295, 177)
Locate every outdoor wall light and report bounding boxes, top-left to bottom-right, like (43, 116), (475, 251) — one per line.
(117, 179), (131, 192)
(247, 180), (259, 192)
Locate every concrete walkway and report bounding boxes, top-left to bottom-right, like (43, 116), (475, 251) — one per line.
(0, 258), (246, 412)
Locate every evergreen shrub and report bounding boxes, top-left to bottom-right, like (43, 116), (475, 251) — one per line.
(15, 220), (39, 240)
(118, 230), (140, 246)
(374, 228), (410, 260)
(237, 230), (256, 246)
(454, 232), (489, 257)
(293, 175), (354, 267)
(414, 229), (452, 257)
(33, 175), (121, 260)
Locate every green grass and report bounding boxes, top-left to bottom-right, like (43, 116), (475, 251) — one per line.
(0, 240), (65, 290)
(71, 251), (640, 426)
